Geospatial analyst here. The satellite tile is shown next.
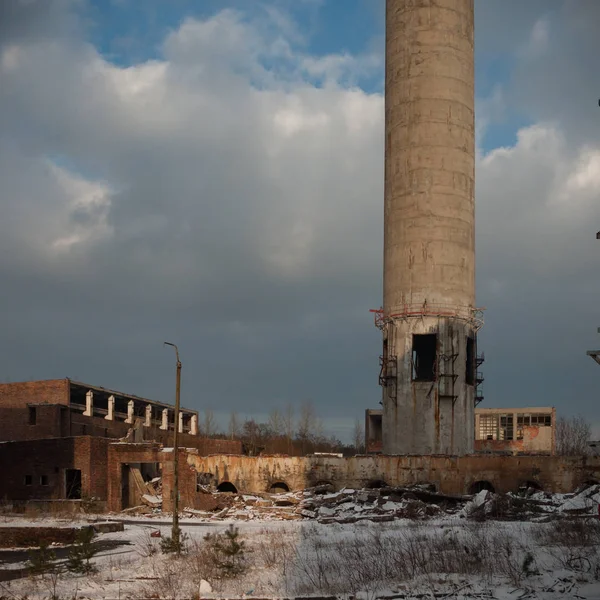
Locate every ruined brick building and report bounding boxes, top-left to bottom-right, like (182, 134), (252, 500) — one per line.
(1, 0), (598, 513)
(0, 378), (241, 507)
(0, 379), (204, 444)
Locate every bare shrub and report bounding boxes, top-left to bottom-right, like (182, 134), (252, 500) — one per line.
(281, 520), (544, 596)
(534, 518), (600, 547)
(537, 519), (600, 581)
(556, 415), (591, 456)
(142, 559), (193, 600)
(136, 529), (160, 558)
(187, 537), (221, 584)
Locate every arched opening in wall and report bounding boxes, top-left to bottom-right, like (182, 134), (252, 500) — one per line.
(419, 482), (437, 493)
(269, 481), (290, 494)
(217, 481), (238, 494)
(469, 481), (495, 495)
(518, 480), (543, 496)
(366, 480), (389, 489)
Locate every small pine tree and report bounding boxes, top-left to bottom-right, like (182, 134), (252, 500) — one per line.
(160, 529), (189, 554)
(67, 527), (97, 574)
(203, 525), (247, 578)
(27, 540), (57, 575)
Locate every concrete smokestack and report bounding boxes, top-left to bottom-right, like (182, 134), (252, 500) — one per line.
(381, 0), (480, 455)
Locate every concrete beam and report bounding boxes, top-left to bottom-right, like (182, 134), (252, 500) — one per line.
(125, 400), (134, 424)
(160, 408), (169, 431)
(105, 395), (115, 421)
(83, 390), (93, 417)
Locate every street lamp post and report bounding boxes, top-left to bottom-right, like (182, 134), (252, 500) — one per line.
(164, 342), (181, 552)
(587, 234), (600, 365)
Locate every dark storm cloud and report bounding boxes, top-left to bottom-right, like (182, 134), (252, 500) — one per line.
(1, 0), (599, 440)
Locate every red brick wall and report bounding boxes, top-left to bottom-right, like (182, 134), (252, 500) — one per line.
(74, 437), (110, 500)
(0, 436), (110, 503)
(0, 380), (69, 442)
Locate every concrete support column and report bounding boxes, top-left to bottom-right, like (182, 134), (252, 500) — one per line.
(125, 400), (134, 424)
(105, 395), (115, 421)
(145, 404), (152, 427)
(190, 414), (198, 436)
(178, 412), (184, 434)
(83, 390), (93, 417)
(160, 408), (169, 430)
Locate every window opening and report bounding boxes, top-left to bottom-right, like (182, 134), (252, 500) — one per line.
(24, 475), (32, 486)
(412, 334), (437, 382)
(500, 414), (514, 440)
(479, 415), (497, 440)
(40, 475), (49, 486)
(465, 337), (475, 385)
(28, 406), (37, 425)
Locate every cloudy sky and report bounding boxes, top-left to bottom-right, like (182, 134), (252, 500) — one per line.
(1, 0), (599, 441)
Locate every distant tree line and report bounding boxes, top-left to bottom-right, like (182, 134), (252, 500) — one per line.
(197, 401), (366, 457)
(555, 415), (593, 456)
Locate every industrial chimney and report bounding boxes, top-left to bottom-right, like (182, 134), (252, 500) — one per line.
(378, 0), (482, 455)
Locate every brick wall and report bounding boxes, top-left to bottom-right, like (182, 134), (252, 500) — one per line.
(0, 379), (242, 457)
(74, 437), (110, 500)
(0, 380), (69, 442)
(0, 436), (110, 503)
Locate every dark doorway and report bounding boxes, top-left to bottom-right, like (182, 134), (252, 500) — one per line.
(217, 481), (238, 493)
(121, 464), (130, 509)
(466, 336), (475, 385)
(412, 334), (437, 381)
(65, 469), (82, 500)
(366, 480), (389, 489)
(469, 480), (495, 494)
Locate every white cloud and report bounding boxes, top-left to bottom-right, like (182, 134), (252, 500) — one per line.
(48, 162), (113, 251)
(1, 1), (600, 431)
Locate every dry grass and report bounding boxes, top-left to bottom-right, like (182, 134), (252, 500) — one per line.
(130, 519), (600, 598)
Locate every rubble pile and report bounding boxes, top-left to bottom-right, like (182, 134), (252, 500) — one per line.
(463, 484), (600, 522)
(299, 484), (465, 524)
(120, 479), (600, 524)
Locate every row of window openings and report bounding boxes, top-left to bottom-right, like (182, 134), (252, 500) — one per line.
(479, 414), (552, 441)
(402, 334), (476, 384)
(24, 475), (49, 486)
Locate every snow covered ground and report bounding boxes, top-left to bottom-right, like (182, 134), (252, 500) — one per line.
(1, 486), (600, 599)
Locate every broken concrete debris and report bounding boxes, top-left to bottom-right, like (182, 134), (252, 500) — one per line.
(120, 481), (600, 523)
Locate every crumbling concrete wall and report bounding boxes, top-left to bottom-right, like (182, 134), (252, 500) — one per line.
(188, 453), (600, 497)
(9, 440), (599, 512)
